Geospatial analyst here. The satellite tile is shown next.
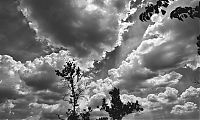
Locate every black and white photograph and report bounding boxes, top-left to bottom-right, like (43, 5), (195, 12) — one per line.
(0, 0), (199, 119)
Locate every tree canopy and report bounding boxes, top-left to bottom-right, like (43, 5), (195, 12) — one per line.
(100, 87), (143, 120)
(138, 1), (200, 55)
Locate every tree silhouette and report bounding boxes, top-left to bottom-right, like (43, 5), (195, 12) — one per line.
(80, 107), (93, 120)
(138, 1), (200, 55)
(169, 2), (200, 20)
(55, 61), (91, 120)
(100, 87), (143, 120)
(139, 0), (172, 22)
(170, 2), (200, 55)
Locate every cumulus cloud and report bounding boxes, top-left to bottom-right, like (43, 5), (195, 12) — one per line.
(88, 78), (117, 95)
(0, 100), (15, 114)
(171, 102), (198, 115)
(147, 94), (159, 103)
(88, 93), (106, 108)
(146, 87), (179, 105)
(108, 51), (157, 91)
(180, 86), (200, 102)
(120, 93), (145, 104)
(144, 71), (182, 87)
(136, 85), (200, 119)
(0, 0), (200, 119)
(157, 87), (179, 103)
(0, 97), (35, 119)
(20, 0), (120, 60)
(107, 0), (200, 92)
(185, 55), (200, 70)
(19, 50), (93, 92)
(0, 55), (25, 103)
(19, 51), (74, 92)
(0, 50), (94, 119)
(28, 101), (69, 120)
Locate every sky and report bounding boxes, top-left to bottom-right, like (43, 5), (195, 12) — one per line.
(0, 0), (200, 119)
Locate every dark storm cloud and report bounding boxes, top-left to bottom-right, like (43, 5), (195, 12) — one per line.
(35, 91), (62, 105)
(174, 67), (200, 93)
(118, 2), (150, 61)
(90, 46), (121, 80)
(142, 19), (199, 71)
(140, 0), (200, 72)
(142, 41), (187, 71)
(112, 0), (144, 12)
(108, 52), (158, 91)
(40, 111), (61, 120)
(89, 0), (150, 80)
(0, 87), (20, 103)
(21, 0), (119, 59)
(0, 98), (33, 119)
(111, 0), (130, 12)
(0, 0), (45, 62)
(117, 68), (157, 90)
(19, 50), (74, 93)
(20, 64), (63, 92)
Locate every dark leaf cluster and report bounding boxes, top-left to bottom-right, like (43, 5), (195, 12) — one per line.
(80, 107), (92, 120)
(170, 2), (200, 21)
(139, 0), (172, 22)
(100, 87), (143, 120)
(139, 1), (200, 55)
(170, 2), (200, 55)
(55, 61), (81, 81)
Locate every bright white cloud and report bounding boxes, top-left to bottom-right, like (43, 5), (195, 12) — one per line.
(171, 102), (198, 115)
(88, 93), (106, 108)
(108, 51), (157, 90)
(180, 86), (200, 100)
(146, 87), (179, 105)
(144, 71), (182, 87)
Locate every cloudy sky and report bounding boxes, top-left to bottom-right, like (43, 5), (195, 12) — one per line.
(0, 0), (200, 119)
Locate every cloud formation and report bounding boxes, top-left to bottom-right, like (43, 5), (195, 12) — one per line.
(0, 55), (24, 103)
(0, 0), (200, 119)
(0, 51), (80, 119)
(171, 102), (198, 115)
(0, 0), (46, 62)
(20, 0), (120, 60)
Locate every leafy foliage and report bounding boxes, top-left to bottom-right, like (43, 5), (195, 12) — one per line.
(55, 61), (91, 120)
(139, 1), (200, 55)
(170, 2), (200, 21)
(170, 2), (200, 55)
(80, 107), (93, 120)
(139, 0), (172, 22)
(100, 87), (143, 120)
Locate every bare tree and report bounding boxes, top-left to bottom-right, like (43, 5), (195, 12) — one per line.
(55, 61), (91, 120)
